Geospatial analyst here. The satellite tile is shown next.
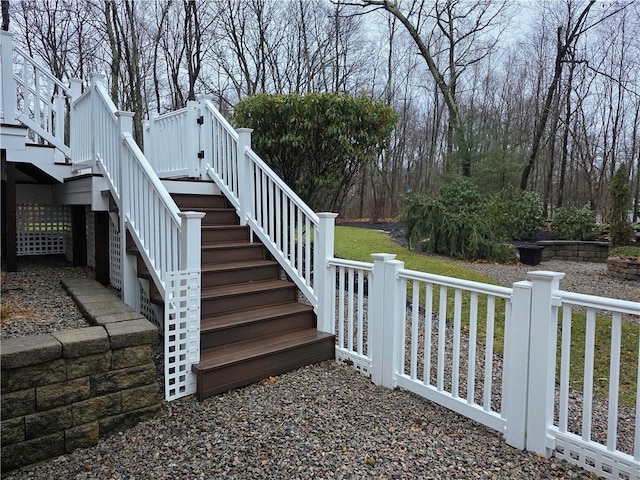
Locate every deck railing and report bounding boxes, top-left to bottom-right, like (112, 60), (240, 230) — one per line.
(145, 98), (337, 324)
(143, 101), (200, 178)
(327, 255), (639, 480)
(1, 31), (71, 160)
(70, 75), (203, 401)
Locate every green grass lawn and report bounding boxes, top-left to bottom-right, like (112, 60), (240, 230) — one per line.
(334, 225), (639, 407)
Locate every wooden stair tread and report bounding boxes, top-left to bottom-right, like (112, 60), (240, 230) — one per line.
(201, 241), (260, 249)
(201, 259), (277, 272)
(201, 279), (294, 298)
(195, 329), (333, 371)
(201, 303), (313, 331)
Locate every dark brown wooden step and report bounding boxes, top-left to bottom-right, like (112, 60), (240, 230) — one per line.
(200, 225), (249, 243)
(200, 280), (298, 316)
(201, 242), (265, 264)
(172, 193), (228, 209)
(198, 209), (241, 225)
(201, 303), (316, 349)
(201, 259), (279, 287)
(194, 329), (335, 400)
(196, 208), (239, 226)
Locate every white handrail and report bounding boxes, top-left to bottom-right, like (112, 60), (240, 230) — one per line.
(13, 44), (71, 96)
(2, 34), (72, 157)
(122, 134), (182, 296)
(143, 102), (200, 178)
(71, 74), (185, 298)
(200, 97), (325, 306)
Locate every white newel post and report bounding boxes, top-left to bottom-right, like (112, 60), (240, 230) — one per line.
(382, 259), (404, 389)
(525, 271), (565, 457)
(69, 79), (82, 163)
(236, 128), (253, 226)
(178, 212), (205, 271)
(196, 95), (213, 176)
(143, 112), (157, 161)
(53, 91), (65, 163)
(503, 280), (534, 450)
(0, 31), (17, 124)
(115, 111), (137, 308)
(185, 100), (200, 178)
(315, 213), (338, 333)
(90, 74), (107, 167)
(369, 253), (396, 387)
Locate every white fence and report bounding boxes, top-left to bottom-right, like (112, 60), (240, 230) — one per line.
(145, 98), (338, 326)
(1, 31), (71, 160)
(69, 75), (203, 401)
(327, 254), (640, 480)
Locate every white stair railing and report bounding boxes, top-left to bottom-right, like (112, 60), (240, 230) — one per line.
(143, 100), (200, 178)
(70, 74), (203, 401)
(144, 97), (338, 330)
(200, 101), (338, 326)
(0, 31), (71, 160)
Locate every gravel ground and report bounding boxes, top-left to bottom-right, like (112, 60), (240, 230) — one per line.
(3, 250), (637, 479)
(1, 256), (92, 339)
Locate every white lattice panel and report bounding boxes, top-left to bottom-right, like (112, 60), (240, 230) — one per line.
(16, 204), (70, 256)
(109, 215), (122, 289)
(164, 270), (201, 401)
(554, 431), (639, 480)
(139, 278), (161, 331)
(86, 208), (95, 268)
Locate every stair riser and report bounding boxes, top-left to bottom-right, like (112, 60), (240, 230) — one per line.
(202, 265), (280, 287)
(195, 337), (335, 400)
(202, 288), (298, 316)
(202, 246), (264, 264)
(172, 194), (228, 209)
(201, 311), (316, 349)
(202, 227), (249, 243)
(200, 210), (239, 226)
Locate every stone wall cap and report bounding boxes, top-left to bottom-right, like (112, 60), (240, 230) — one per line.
(1, 334), (62, 369)
(105, 319), (159, 349)
(536, 240), (610, 246)
(52, 327), (110, 358)
(92, 311), (147, 326)
(61, 278), (104, 291)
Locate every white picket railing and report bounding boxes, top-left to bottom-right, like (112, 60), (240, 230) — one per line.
(147, 98), (337, 316)
(551, 291), (640, 478)
(69, 75), (203, 401)
(143, 101), (200, 178)
(326, 255), (640, 480)
(1, 31), (71, 159)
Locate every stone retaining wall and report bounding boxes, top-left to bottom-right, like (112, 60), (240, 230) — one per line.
(536, 240), (610, 263)
(607, 257), (640, 281)
(1, 279), (161, 473)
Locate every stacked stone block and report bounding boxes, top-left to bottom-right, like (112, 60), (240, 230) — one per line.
(1, 279), (160, 473)
(607, 257), (640, 281)
(537, 240), (610, 263)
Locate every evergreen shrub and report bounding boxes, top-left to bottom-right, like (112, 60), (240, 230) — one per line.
(551, 206), (597, 240)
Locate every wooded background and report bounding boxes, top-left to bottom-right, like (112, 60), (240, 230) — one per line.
(5, 0), (639, 221)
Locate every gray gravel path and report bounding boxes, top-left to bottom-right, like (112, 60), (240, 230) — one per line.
(3, 255), (631, 479)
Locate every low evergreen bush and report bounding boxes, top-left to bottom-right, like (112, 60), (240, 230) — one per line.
(551, 206), (597, 240)
(484, 188), (544, 240)
(402, 179), (517, 262)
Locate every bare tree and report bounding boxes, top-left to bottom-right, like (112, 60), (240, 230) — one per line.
(340, 0), (508, 176)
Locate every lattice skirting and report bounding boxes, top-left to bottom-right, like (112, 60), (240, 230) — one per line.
(164, 270), (201, 401)
(16, 204), (70, 256)
(86, 208), (95, 268)
(109, 215), (122, 289)
(139, 278), (161, 331)
(554, 430), (639, 480)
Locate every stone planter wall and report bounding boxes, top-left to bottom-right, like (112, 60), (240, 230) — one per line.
(607, 257), (640, 281)
(536, 240), (610, 263)
(1, 279), (161, 473)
